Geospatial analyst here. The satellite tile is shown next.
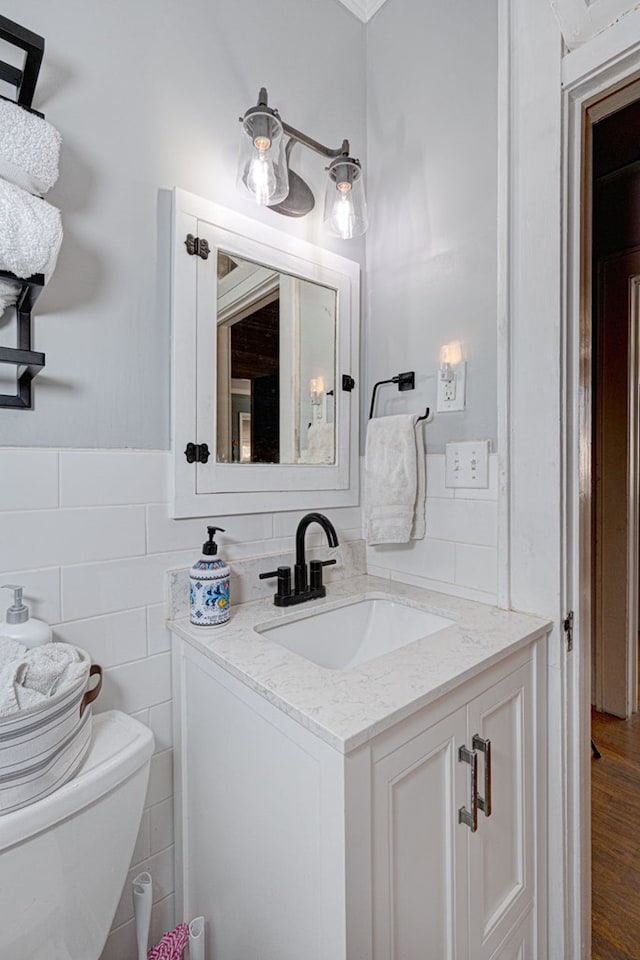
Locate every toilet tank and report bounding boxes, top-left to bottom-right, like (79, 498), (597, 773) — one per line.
(0, 710), (154, 960)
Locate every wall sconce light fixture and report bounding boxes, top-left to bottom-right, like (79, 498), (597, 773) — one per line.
(237, 88), (367, 240)
(437, 341), (466, 412)
(309, 377), (325, 406)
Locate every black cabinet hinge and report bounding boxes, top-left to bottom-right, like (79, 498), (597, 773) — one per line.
(184, 442), (210, 464)
(563, 610), (574, 652)
(185, 234), (210, 260)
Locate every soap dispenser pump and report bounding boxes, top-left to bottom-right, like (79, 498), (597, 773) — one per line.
(189, 526), (231, 626)
(1, 584), (52, 648)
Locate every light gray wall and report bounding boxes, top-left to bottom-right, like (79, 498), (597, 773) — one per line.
(364, 0), (498, 452)
(1, 0), (366, 448)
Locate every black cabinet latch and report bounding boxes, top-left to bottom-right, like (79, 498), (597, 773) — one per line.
(185, 234), (210, 260)
(184, 443), (210, 464)
(342, 374), (355, 392)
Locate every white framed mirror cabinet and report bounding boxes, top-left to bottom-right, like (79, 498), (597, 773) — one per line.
(170, 188), (360, 518)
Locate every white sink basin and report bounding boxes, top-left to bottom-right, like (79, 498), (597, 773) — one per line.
(256, 595), (455, 670)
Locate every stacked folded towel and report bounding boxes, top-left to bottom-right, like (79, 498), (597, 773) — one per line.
(0, 178), (63, 279)
(0, 640), (89, 717)
(0, 97), (63, 317)
(0, 99), (61, 196)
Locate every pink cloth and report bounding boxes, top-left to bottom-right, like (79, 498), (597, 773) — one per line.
(147, 923), (190, 960)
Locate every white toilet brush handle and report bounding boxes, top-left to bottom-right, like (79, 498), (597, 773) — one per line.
(132, 871), (153, 960)
(188, 916), (205, 960)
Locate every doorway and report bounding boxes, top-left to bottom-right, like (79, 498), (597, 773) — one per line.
(587, 86), (640, 959)
(591, 97), (640, 719)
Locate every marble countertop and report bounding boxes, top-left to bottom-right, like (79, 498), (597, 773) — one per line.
(169, 574), (550, 754)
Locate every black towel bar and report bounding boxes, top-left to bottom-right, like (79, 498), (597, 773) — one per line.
(369, 371), (415, 420)
(368, 371), (429, 424)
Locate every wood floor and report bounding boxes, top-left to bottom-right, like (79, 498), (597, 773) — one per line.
(591, 708), (640, 959)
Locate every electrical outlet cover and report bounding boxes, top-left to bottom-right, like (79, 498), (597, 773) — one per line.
(437, 362), (466, 412)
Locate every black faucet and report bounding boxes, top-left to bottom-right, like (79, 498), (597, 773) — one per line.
(259, 512), (339, 607)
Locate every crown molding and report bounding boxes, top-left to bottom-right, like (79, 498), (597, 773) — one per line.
(549, 0), (640, 49)
(335, 0), (390, 23)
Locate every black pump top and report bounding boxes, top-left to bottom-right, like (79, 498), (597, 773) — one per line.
(203, 525), (225, 555)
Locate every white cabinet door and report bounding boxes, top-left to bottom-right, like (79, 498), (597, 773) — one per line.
(371, 709), (469, 960)
(370, 654), (538, 960)
(489, 909), (534, 960)
(467, 661), (534, 960)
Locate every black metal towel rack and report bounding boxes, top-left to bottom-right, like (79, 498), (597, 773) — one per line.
(0, 15), (47, 409)
(368, 370), (429, 423)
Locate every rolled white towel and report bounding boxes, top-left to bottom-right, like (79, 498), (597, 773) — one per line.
(0, 636), (26, 669)
(21, 642), (88, 697)
(0, 99), (61, 196)
(0, 642), (90, 716)
(0, 177), (62, 280)
(0, 660), (42, 716)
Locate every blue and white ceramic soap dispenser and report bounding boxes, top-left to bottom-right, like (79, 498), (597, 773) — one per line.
(189, 526), (231, 626)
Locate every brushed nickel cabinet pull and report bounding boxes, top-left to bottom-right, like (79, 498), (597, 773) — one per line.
(472, 734), (492, 817)
(458, 744), (478, 832)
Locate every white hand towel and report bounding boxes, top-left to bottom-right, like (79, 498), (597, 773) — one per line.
(365, 414), (427, 545)
(412, 420), (426, 540)
(0, 99), (62, 196)
(0, 178), (62, 281)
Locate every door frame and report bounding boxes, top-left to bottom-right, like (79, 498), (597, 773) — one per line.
(562, 30), (640, 960)
(506, 4), (640, 955)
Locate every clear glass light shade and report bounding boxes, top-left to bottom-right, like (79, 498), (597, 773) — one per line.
(323, 159), (368, 239)
(237, 111), (289, 206)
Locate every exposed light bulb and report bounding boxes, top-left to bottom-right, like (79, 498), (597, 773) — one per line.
(332, 192), (356, 239)
(310, 377), (325, 403)
(440, 342), (463, 367)
(247, 150), (277, 205)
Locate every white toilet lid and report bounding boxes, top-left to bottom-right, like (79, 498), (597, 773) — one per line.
(0, 710), (154, 851)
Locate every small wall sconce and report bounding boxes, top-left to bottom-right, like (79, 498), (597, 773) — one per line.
(437, 341), (466, 412)
(309, 376), (327, 422)
(237, 88), (367, 240)
(309, 377), (325, 405)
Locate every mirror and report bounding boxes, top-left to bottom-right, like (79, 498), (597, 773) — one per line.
(216, 252), (336, 466)
(171, 190), (360, 518)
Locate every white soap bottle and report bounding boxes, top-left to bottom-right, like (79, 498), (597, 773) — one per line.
(0, 584), (52, 648)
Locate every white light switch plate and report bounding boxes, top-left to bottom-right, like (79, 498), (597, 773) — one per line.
(445, 440), (490, 488)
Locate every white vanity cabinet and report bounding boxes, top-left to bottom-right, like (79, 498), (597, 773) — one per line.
(172, 624), (546, 960)
(369, 658), (538, 960)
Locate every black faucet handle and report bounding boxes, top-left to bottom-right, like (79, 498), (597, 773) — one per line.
(309, 558), (337, 590)
(259, 566), (292, 601)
